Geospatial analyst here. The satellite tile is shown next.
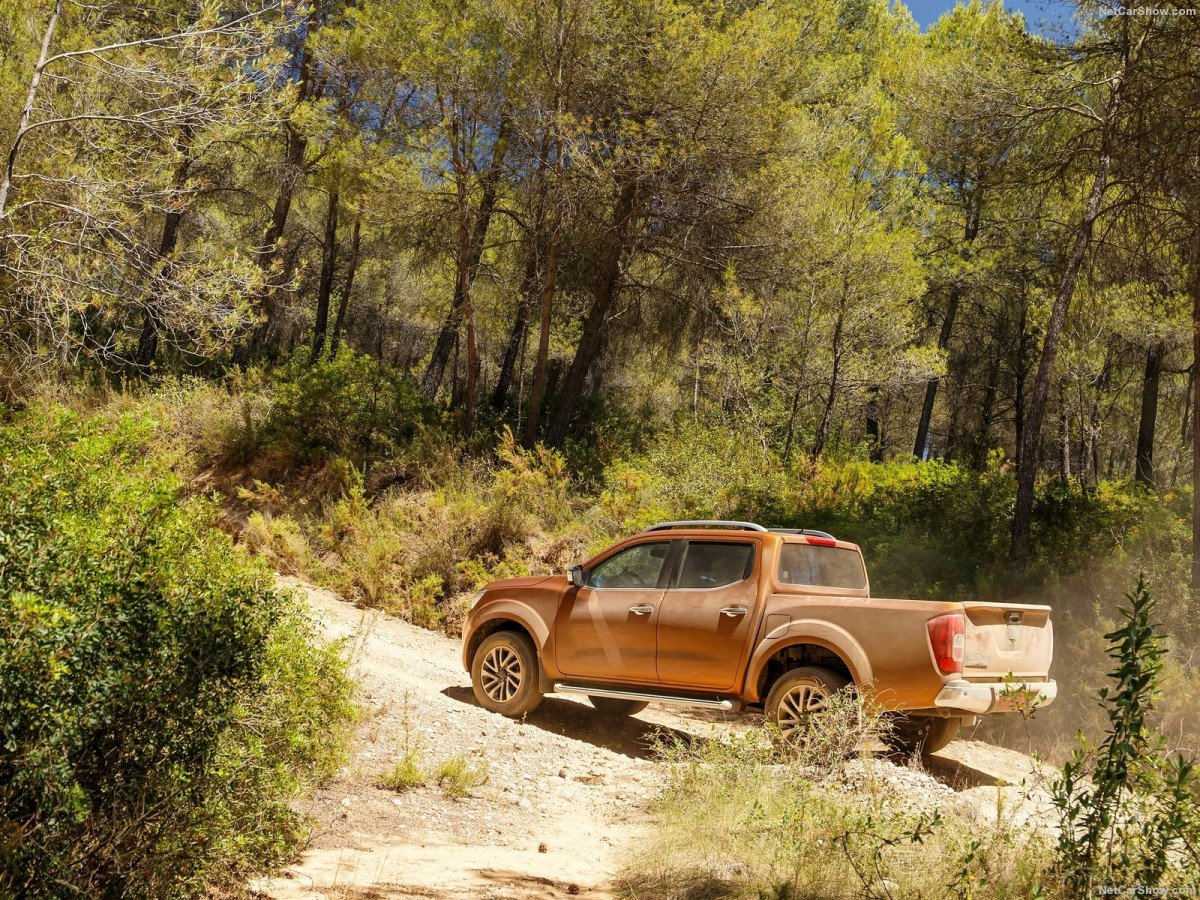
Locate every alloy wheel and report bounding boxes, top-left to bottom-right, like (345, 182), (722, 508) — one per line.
(480, 645), (523, 703)
(775, 682), (829, 739)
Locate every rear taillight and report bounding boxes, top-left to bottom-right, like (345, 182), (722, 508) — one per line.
(805, 536), (837, 547)
(927, 613), (965, 674)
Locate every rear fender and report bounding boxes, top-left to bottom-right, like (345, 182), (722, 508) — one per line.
(744, 620), (874, 702)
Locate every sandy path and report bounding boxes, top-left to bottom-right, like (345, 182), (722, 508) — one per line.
(252, 577), (1053, 900)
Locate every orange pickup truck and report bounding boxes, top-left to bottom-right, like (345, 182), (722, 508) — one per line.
(461, 521), (1056, 755)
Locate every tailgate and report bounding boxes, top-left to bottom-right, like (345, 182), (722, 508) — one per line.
(960, 602), (1053, 680)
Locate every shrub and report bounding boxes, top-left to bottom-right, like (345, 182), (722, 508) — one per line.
(0, 408), (356, 898)
(258, 349), (430, 469)
(434, 756), (489, 797)
(379, 754), (428, 792)
(1050, 576), (1200, 893)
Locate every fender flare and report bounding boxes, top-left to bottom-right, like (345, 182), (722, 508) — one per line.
(743, 619), (874, 702)
(462, 601), (550, 671)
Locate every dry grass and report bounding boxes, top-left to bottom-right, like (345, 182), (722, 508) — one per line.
(623, 702), (1056, 900)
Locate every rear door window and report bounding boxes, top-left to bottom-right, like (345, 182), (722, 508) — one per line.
(675, 541), (755, 589)
(777, 543), (866, 590)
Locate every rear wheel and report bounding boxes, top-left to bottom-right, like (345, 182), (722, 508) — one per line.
(471, 631), (543, 717)
(764, 666), (850, 741)
(885, 715), (959, 757)
(588, 696), (649, 717)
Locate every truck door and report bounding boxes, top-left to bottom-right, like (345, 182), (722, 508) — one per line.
(656, 539), (759, 691)
(554, 540), (672, 683)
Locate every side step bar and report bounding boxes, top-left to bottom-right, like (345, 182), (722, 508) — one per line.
(553, 682), (735, 710)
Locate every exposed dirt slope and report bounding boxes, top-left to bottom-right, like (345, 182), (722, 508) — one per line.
(252, 577), (1054, 900)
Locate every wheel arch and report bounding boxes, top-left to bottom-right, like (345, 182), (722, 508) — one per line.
(465, 615), (543, 671)
(745, 624), (873, 703)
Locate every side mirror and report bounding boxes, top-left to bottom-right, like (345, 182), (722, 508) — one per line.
(568, 565), (584, 587)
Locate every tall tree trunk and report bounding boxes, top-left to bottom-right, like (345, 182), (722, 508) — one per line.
(1058, 397), (1070, 484)
(912, 284), (962, 459)
(309, 188), (339, 364)
(1014, 290), (1030, 467)
(1011, 108), (1124, 564)
(1191, 233), (1200, 589)
(1010, 24), (1149, 565)
(251, 87), (310, 345)
(419, 114), (510, 402)
(1171, 366), (1192, 489)
(913, 184), (980, 458)
(524, 227), (561, 447)
(974, 349), (1002, 469)
(812, 308), (846, 459)
(783, 293), (815, 464)
(494, 248), (537, 409)
(330, 212), (361, 357)
(525, 58), (567, 447)
(136, 125), (193, 374)
(233, 17), (318, 365)
(0, 0), (62, 218)
(544, 181), (638, 447)
(865, 387), (882, 461)
(1134, 344), (1162, 489)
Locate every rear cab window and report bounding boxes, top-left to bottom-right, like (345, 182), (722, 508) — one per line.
(777, 542), (866, 591)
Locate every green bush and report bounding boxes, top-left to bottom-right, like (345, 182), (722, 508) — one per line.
(258, 349), (431, 469)
(1050, 576), (1199, 894)
(0, 408), (356, 898)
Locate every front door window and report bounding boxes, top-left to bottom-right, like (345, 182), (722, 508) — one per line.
(586, 542), (670, 589)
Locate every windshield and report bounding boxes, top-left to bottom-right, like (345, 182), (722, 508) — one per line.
(777, 543), (866, 590)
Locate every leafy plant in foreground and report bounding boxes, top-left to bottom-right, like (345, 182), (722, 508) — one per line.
(1049, 575), (1199, 894)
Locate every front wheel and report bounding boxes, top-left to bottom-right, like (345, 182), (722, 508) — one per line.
(885, 715), (959, 757)
(764, 666), (850, 741)
(589, 696), (649, 717)
(471, 631), (544, 717)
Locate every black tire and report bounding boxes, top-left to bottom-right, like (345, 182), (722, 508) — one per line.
(471, 630), (544, 717)
(588, 696), (649, 717)
(885, 715), (959, 757)
(764, 666), (850, 741)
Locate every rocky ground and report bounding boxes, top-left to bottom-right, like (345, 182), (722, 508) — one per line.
(252, 577), (1055, 900)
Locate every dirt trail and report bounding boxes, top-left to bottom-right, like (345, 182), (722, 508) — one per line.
(253, 577), (1054, 900)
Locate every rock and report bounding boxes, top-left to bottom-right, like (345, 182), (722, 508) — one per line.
(518, 797), (533, 809)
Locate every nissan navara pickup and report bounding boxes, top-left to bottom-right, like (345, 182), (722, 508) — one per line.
(461, 521), (1056, 755)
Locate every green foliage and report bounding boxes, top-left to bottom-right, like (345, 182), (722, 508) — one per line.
(0, 408), (356, 897)
(434, 756), (490, 797)
(1049, 576), (1200, 894)
(379, 753), (427, 792)
(258, 350), (433, 469)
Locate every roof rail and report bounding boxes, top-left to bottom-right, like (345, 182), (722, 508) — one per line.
(769, 528), (837, 541)
(644, 520), (767, 533)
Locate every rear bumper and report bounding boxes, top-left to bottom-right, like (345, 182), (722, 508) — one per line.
(933, 679), (1057, 715)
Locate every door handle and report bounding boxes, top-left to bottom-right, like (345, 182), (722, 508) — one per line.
(720, 605), (748, 617)
(628, 604), (654, 615)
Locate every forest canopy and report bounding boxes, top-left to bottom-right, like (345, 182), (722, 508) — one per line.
(1, 0), (1199, 568)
